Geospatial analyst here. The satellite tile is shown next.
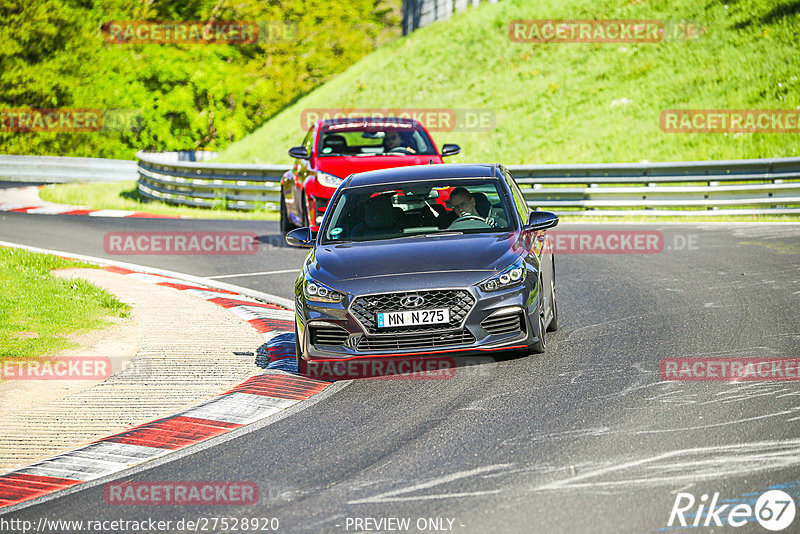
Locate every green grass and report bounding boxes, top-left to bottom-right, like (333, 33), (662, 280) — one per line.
(39, 182), (279, 220)
(0, 248), (130, 359)
(215, 0), (800, 165)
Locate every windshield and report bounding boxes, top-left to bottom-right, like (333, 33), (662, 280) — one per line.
(320, 179), (514, 244)
(317, 121), (437, 157)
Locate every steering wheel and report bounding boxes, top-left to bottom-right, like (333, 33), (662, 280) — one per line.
(452, 214), (485, 223)
(448, 214), (488, 229)
(386, 146), (416, 154)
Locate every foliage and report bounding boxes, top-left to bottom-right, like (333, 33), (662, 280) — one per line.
(0, 0), (401, 159)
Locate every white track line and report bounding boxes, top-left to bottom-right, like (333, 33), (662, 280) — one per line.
(206, 269), (299, 279)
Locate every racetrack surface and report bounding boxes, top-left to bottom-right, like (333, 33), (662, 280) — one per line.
(2, 202), (799, 532)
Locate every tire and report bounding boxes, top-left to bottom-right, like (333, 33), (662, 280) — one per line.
(279, 192), (295, 236)
(529, 278), (547, 354)
(295, 324), (307, 375)
(301, 194), (310, 228)
(546, 259), (558, 332)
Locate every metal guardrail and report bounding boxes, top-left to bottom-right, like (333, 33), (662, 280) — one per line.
(136, 151), (287, 210)
(4, 152), (794, 215)
(136, 153), (800, 215)
(0, 154), (137, 183)
(508, 158), (800, 215)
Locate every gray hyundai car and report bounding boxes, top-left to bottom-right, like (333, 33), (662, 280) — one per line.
(285, 163), (559, 374)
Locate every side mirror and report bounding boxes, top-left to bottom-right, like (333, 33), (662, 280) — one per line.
(440, 144), (460, 157)
(286, 227), (315, 248)
(288, 146), (310, 159)
(526, 211), (559, 231)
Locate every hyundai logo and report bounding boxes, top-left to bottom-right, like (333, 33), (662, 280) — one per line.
(400, 295), (425, 308)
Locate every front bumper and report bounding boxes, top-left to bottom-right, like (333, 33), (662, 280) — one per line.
(296, 284), (538, 362)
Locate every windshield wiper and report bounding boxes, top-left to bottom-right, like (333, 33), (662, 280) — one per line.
(383, 231), (464, 240)
(426, 231), (463, 237)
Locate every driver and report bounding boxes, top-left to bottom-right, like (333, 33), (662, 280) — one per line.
(448, 187), (507, 229)
(383, 131), (416, 154)
(449, 187), (479, 218)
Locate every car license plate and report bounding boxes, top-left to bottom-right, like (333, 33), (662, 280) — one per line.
(376, 308), (450, 328)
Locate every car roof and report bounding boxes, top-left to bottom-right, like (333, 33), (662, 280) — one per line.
(345, 163), (503, 188)
(317, 117), (420, 128)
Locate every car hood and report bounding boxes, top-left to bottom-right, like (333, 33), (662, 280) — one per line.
(317, 155), (442, 179)
(306, 233), (521, 293)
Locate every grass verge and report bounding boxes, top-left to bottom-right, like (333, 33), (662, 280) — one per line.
(0, 247), (130, 359)
(38, 182), (279, 221)
(216, 0), (800, 165)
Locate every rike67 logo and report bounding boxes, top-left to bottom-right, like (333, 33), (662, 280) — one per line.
(668, 490), (796, 531)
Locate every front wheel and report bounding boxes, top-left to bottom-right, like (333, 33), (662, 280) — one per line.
(295, 324), (307, 375)
(529, 280), (547, 353)
(280, 192), (296, 235)
(546, 276), (558, 332)
(301, 194), (310, 228)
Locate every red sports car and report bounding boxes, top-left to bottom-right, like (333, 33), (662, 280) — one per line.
(280, 117), (460, 233)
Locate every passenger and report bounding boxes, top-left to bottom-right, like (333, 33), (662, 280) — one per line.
(351, 194), (400, 237)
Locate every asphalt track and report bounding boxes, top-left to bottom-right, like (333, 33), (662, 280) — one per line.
(2, 201), (800, 533)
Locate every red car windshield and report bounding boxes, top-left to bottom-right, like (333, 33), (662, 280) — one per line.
(318, 122), (437, 157)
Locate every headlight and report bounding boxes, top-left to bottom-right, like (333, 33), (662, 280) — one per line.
(316, 171), (343, 188)
(480, 258), (526, 292)
(304, 276), (346, 303)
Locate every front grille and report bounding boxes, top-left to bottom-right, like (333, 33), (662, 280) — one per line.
(481, 312), (524, 335)
(357, 330), (475, 351)
(350, 289), (475, 335)
(310, 324), (349, 347)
